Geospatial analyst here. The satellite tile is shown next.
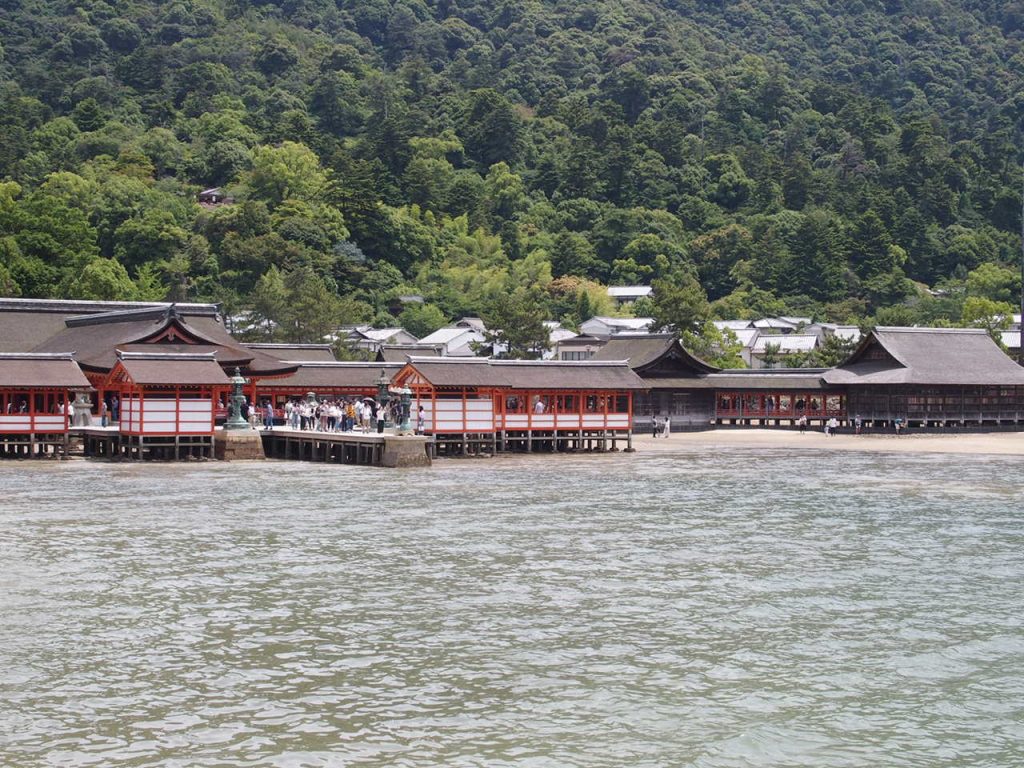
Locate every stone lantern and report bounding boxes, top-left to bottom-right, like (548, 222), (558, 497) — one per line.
(224, 367), (250, 430)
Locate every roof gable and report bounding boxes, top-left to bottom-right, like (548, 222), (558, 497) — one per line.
(592, 334), (719, 375)
(825, 327), (1024, 386)
(108, 352), (231, 387)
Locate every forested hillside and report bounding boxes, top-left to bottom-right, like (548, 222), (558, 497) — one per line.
(1, 0), (1022, 346)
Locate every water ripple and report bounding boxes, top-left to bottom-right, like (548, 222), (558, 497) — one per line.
(1, 450), (1023, 767)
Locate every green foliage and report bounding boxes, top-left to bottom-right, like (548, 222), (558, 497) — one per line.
(398, 302), (447, 339)
(961, 296), (1015, 341)
(0, 0), (1021, 334)
(483, 286), (550, 360)
(683, 323), (745, 369)
(649, 275), (711, 336)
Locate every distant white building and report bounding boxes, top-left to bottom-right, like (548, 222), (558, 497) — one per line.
(452, 316), (487, 332)
(1001, 330), (1021, 357)
(752, 317), (804, 334)
(730, 328), (759, 349)
(542, 321), (578, 360)
(607, 286), (653, 305)
(713, 319), (754, 332)
(806, 323), (862, 344)
(418, 326), (488, 357)
(343, 326), (419, 356)
(746, 333), (819, 369)
(554, 334), (606, 361)
(580, 316), (654, 337)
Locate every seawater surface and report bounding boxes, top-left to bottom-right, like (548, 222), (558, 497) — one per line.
(1, 449), (1023, 767)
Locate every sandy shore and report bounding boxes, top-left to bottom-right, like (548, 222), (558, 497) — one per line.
(632, 429), (1024, 456)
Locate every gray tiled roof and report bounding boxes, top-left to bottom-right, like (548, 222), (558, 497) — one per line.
(404, 358), (648, 390)
(592, 334), (719, 374)
(258, 362), (403, 390)
(0, 353), (91, 388)
(824, 327), (1024, 386)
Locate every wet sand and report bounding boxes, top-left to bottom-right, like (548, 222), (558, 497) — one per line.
(633, 428), (1024, 456)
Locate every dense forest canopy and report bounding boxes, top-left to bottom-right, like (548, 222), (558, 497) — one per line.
(1, 0), (1022, 351)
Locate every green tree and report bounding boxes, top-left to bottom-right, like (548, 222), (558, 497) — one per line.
(483, 286), (550, 359)
(966, 262), (1020, 304)
(683, 323), (744, 369)
(250, 265), (289, 340)
(248, 142), (329, 207)
(649, 275), (711, 336)
(461, 89), (524, 169)
(960, 296), (1015, 342)
(398, 301), (446, 338)
(64, 257), (138, 300)
(760, 341), (782, 369)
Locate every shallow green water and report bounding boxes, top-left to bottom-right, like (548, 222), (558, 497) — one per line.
(1, 450), (1022, 767)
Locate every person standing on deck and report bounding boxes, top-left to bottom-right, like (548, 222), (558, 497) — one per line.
(416, 405), (425, 435)
(264, 401), (274, 430)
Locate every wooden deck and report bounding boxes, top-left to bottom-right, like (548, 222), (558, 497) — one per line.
(260, 428), (432, 467)
(75, 426), (215, 460)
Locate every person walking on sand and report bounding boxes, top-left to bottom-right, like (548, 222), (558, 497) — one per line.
(798, 414), (807, 434)
(661, 415), (671, 438)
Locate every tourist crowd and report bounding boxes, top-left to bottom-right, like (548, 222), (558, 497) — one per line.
(245, 397), (406, 433)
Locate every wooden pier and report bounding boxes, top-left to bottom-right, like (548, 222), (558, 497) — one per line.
(260, 428), (432, 467)
(0, 430), (70, 458)
(77, 426), (215, 460)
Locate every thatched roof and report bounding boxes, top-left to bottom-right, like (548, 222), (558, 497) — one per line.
(823, 327), (1024, 386)
(0, 353), (91, 388)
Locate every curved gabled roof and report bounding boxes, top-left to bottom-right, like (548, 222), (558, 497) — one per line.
(592, 334), (720, 375)
(31, 306), (296, 376)
(824, 327), (1024, 386)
